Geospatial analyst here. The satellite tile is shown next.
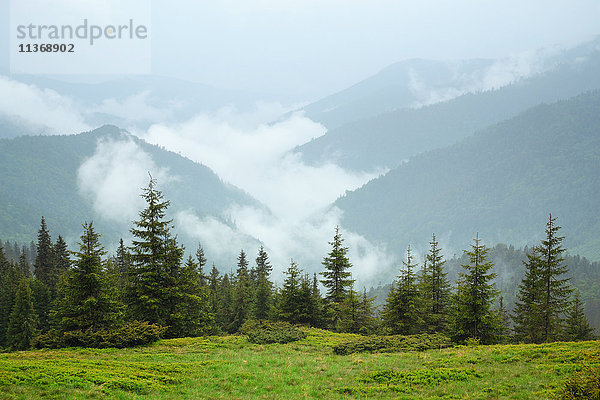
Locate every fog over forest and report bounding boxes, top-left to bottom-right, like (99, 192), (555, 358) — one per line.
(1, 1), (599, 291)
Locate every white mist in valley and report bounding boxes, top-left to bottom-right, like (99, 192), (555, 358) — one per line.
(77, 138), (176, 223)
(139, 105), (393, 285)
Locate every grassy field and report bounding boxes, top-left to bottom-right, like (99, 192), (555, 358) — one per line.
(0, 328), (598, 399)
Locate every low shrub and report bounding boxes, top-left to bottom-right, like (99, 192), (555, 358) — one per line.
(360, 367), (482, 386)
(336, 367), (481, 395)
(239, 320), (307, 344)
(333, 333), (451, 355)
(556, 363), (600, 399)
(34, 321), (167, 349)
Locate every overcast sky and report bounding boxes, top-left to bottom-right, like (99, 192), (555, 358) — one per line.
(1, 0), (600, 100)
(150, 0), (600, 98)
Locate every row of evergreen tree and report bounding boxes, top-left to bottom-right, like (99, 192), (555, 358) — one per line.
(0, 178), (594, 350)
(1, 240), (36, 268)
(381, 217), (594, 344)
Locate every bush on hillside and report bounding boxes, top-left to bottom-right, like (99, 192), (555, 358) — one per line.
(239, 320), (307, 344)
(557, 363), (600, 400)
(34, 321), (167, 349)
(333, 333), (451, 355)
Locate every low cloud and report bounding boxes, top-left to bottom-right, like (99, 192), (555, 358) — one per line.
(0, 76), (89, 134)
(141, 107), (380, 221)
(139, 105), (393, 285)
(409, 50), (555, 107)
(77, 138), (174, 222)
(95, 91), (178, 125)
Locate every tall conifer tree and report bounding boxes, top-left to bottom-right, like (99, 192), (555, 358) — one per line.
(128, 176), (185, 334)
(0, 247), (19, 346)
(230, 250), (252, 332)
(18, 247), (31, 278)
(383, 245), (422, 334)
(512, 248), (544, 343)
(53, 236), (70, 280)
(56, 222), (115, 331)
(34, 217), (54, 291)
(7, 279), (38, 350)
(279, 259), (302, 323)
(320, 226), (354, 304)
(451, 234), (501, 344)
(253, 246), (273, 320)
(564, 292), (595, 341)
(195, 244), (208, 286)
(537, 214), (573, 342)
(420, 234), (451, 333)
(512, 214), (573, 343)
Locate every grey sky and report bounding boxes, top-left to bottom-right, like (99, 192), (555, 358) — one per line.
(149, 0), (600, 99)
(2, 0), (600, 100)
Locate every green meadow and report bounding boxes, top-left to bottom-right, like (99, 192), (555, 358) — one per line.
(0, 328), (597, 399)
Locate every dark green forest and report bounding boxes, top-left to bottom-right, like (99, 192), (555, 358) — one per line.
(367, 243), (600, 333)
(337, 90), (600, 261)
(297, 40), (600, 171)
(0, 125), (260, 246)
(0, 178), (594, 351)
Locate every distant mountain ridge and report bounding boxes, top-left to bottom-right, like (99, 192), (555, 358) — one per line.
(0, 74), (292, 139)
(295, 36), (600, 171)
(300, 58), (496, 129)
(0, 125), (262, 253)
(334, 90), (600, 262)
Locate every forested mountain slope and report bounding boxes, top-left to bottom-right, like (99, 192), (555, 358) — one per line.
(297, 43), (600, 171)
(335, 91), (600, 260)
(0, 125), (261, 248)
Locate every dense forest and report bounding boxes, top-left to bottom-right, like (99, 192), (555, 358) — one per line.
(336, 90), (600, 261)
(0, 178), (595, 351)
(367, 244), (600, 332)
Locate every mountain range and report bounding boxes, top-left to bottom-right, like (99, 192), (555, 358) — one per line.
(1, 37), (600, 275)
(335, 90), (600, 263)
(295, 37), (600, 171)
(0, 125), (262, 254)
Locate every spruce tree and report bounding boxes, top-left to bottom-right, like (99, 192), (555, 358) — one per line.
(56, 222), (115, 331)
(420, 234), (451, 333)
(0, 247), (20, 346)
(110, 239), (130, 293)
(357, 288), (377, 334)
(34, 217), (55, 291)
(564, 292), (595, 341)
(18, 247), (31, 278)
(512, 215), (573, 343)
(253, 246), (273, 320)
(320, 226), (354, 304)
(104, 257), (126, 319)
(170, 256), (214, 337)
(310, 273), (325, 328)
(338, 283), (361, 333)
(383, 245), (422, 334)
(53, 236), (70, 280)
(195, 244), (208, 286)
(30, 280), (51, 334)
(497, 296), (511, 344)
(537, 214), (573, 342)
(7, 279), (38, 350)
(338, 283), (375, 334)
(451, 234), (501, 344)
(512, 248), (544, 343)
(128, 176), (180, 328)
(208, 264), (221, 319)
(217, 273), (234, 331)
(279, 260), (302, 324)
(230, 250), (252, 332)
(298, 272), (320, 325)
(116, 238), (131, 276)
